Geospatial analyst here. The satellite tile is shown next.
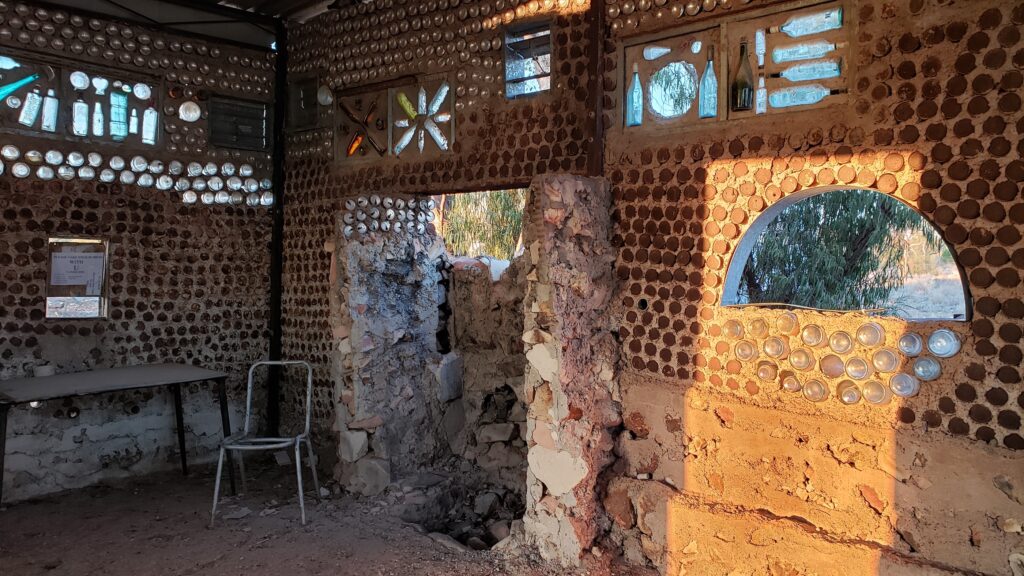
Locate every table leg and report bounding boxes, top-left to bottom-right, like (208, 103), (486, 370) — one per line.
(0, 403), (8, 505)
(216, 378), (236, 495)
(172, 383), (188, 476)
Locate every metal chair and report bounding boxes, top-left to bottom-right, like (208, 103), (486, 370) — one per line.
(210, 360), (320, 526)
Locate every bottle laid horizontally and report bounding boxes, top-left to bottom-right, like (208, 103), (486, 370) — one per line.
(0, 73), (38, 101)
(773, 40), (847, 64)
(768, 7), (844, 38)
(731, 37), (754, 112)
(770, 58), (843, 82)
(698, 44), (718, 119)
(768, 84), (847, 108)
(643, 46), (671, 61)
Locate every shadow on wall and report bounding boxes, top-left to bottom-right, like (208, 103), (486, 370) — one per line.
(608, 136), (1024, 575)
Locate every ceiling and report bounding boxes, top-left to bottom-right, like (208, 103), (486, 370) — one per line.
(39, 0), (333, 49)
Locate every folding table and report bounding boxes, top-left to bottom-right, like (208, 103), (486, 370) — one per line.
(0, 363), (236, 504)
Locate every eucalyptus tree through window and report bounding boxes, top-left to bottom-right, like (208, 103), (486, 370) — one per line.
(721, 188), (970, 321)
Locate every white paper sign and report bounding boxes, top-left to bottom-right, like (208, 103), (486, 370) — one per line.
(51, 252), (105, 295)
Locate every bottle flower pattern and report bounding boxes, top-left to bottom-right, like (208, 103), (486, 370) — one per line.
(393, 82), (452, 155)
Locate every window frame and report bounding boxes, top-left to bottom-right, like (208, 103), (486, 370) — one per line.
(45, 237), (110, 320)
(503, 18), (554, 100)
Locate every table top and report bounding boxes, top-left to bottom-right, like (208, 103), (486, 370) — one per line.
(0, 363), (228, 404)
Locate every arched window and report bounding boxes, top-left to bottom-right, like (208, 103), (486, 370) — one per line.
(722, 187), (970, 321)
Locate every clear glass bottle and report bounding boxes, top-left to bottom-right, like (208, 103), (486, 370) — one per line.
(18, 87), (42, 127)
(755, 29), (766, 68)
(40, 89), (58, 132)
(698, 44), (717, 119)
(142, 107), (158, 145)
(72, 96), (89, 136)
(92, 102), (105, 136)
(731, 38), (754, 112)
(643, 46), (670, 61)
(129, 109), (139, 135)
(769, 7), (844, 38)
(897, 332), (923, 356)
(772, 59), (842, 82)
(927, 329), (961, 358)
(773, 40), (846, 64)
(890, 373), (920, 398)
(768, 84), (845, 109)
(755, 74), (767, 114)
(836, 380), (861, 405)
(626, 62), (643, 127)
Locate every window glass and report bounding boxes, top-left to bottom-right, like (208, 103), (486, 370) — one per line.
(46, 238), (108, 319)
(726, 189), (968, 320)
(505, 22), (551, 98)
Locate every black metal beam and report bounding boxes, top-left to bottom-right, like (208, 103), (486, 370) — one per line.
(157, 0), (279, 27)
(266, 19), (287, 437)
(255, 0), (327, 18)
(30, 0), (276, 51)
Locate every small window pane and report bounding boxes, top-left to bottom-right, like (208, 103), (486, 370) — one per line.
(46, 297), (102, 319)
(505, 23), (551, 98)
(46, 238), (108, 319)
(648, 61), (698, 118)
(209, 97), (269, 151)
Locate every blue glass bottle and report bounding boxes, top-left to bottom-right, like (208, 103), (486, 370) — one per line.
(0, 73), (38, 100)
(698, 45), (717, 119)
(626, 63), (643, 127)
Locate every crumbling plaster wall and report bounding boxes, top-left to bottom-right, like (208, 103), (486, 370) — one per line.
(281, 0), (599, 444)
(327, 227), (449, 495)
(603, 0), (1024, 574)
(446, 256), (529, 496)
(520, 174), (621, 566)
(0, 3), (274, 501)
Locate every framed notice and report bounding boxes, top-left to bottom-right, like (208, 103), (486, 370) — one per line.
(46, 238), (108, 319)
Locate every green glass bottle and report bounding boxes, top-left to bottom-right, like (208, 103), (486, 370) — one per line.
(731, 38), (754, 112)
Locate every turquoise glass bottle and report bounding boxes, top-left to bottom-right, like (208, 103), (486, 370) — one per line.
(626, 63), (643, 127)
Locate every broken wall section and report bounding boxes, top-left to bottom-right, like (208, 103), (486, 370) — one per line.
(444, 256), (529, 503)
(521, 175), (621, 566)
(328, 230), (448, 495)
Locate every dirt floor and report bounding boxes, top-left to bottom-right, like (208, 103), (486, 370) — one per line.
(0, 465), (649, 576)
